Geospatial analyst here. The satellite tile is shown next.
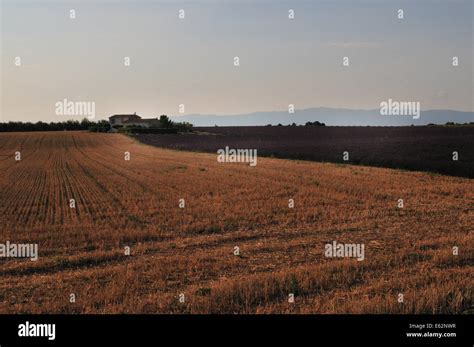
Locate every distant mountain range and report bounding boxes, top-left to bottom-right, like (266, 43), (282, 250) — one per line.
(170, 108), (474, 127)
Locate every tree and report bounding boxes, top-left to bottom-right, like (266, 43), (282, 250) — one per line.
(304, 121), (326, 127)
(159, 115), (173, 128)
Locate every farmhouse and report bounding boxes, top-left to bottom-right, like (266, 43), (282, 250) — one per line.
(109, 113), (160, 130)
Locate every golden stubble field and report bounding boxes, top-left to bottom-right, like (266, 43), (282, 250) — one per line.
(0, 131), (472, 313)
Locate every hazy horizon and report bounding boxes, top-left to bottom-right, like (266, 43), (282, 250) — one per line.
(1, 0), (473, 123)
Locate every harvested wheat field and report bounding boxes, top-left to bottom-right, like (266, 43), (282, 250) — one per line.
(0, 131), (472, 314)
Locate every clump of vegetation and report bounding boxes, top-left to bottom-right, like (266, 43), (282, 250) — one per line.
(88, 120), (111, 133)
(265, 121), (326, 127)
(305, 121), (326, 127)
(160, 115), (193, 132)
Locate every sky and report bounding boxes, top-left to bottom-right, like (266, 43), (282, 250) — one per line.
(0, 0), (473, 122)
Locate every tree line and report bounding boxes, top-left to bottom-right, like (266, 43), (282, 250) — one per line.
(0, 119), (110, 132)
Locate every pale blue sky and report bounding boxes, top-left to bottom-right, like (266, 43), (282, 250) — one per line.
(1, 0), (472, 122)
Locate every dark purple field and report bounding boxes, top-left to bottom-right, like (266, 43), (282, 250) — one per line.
(132, 126), (474, 178)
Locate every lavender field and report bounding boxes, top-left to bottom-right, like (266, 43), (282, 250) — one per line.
(133, 126), (474, 178)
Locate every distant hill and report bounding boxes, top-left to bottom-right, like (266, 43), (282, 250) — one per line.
(171, 108), (474, 126)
